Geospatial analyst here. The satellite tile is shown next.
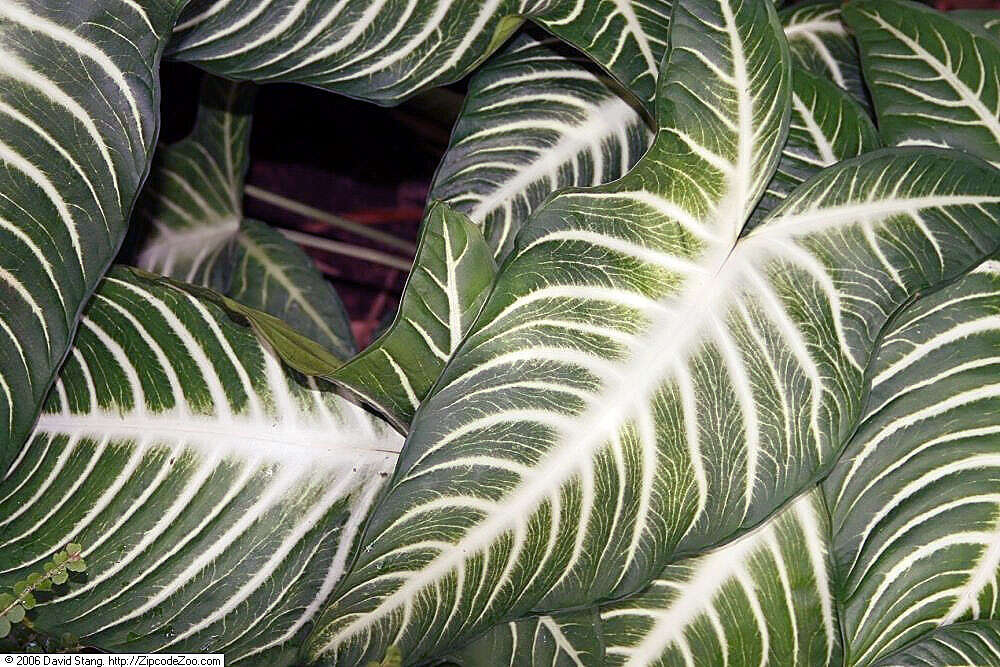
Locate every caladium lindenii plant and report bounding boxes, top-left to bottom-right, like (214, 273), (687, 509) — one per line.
(0, 0), (999, 665)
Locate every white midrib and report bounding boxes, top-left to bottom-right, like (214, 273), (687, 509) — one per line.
(325, 244), (741, 650)
(791, 92), (837, 164)
(467, 95), (640, 224)
(941, 511), (1000, 624)
(441, 219), (463, 355)
(34, 411), (402, 461)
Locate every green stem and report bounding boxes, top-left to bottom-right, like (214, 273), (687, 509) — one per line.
(0, 552), (82, 618)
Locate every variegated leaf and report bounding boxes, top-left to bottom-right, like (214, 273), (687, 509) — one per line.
(600, 493), (839, 666)
(328, 203), (496, 430)
(167, 0), (671, 107)
(780, 1), (871, 112)
(304, 0), (1000, 660)
(429, 31), (653, 259)
(0, 0), (185, 471)
(873, 621), (1000, 667)
(752, 67), (880, 223)
(134, 76), (356, 359)
(845, 0), (1000, 168)
(447, 609), (602, 666)
(825, 261), (1000, 666)
(0, 268), (402, 663)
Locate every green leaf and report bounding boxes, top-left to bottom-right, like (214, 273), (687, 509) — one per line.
(872, 621), (1000, 666)
(5, 606), (24, 625)
(781, 1), (871, 112)
(429, 31), (653, 260)
(65, 560), (86, 574)
(0, 0), (186, 473)
(0, 594), (13, 608)
(446, 609), (604, 666)
(950, 10), (1000, 43)
(20, 595), (35, 611)
(51, 571), (68, 587)
(135, 75), (254, 291)
(0, 615), (9, 639)
(167, 1), (671, 107)
(600, 493), (839, 666)
(752, 67), (881, 224)
(134, 75), (356, 360)
(824, 262), (1000, 666)
(327, 203), (496, 430)
(66, 544), (81, 557)
(0, 268), (402, 661)
(52, 553), (67, 567)
(845, 0), (1000, 168)
(305, 0), (1000, 659)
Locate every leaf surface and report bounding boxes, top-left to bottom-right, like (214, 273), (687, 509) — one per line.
(167, 0), (671, 107)
(135, 76), (356, 359)
(826, 261), (1000, 666)
(0, 268), (402, 663)
(429, 31), (653, 259)
(304, 0), (1000, 660)
(328, 203), (496, 430)
(781, 1), (870, 111)
(845, 0), (1000, 167)
(0, 0), (184, 471)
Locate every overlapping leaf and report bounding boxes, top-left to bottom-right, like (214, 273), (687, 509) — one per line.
(429, 32), (653, 259)
(0, 268), (402, 663)
(166, 0), (671, 107)
(599, 493), (839, 666)
(303, 0), (1000, 661)
(447, 609), (603, 666)
(753, 68), (880, 223)
(873, 621), (1000, 667)
(329, 203), (495, 430)
(825, 261), (1000, 666)
(781, 1), (870, 111)
(951, 10), (1000, 43)
(134, 76), (356, 360)
(845, 0), (1000, 167)
(0, 0), (185, 472)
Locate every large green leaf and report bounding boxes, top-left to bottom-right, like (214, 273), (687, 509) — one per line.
(0, 0), (185, 472)
(304, 0), (1000, 661)
(134, 76), (356, 359)
(429, 31), (653, 259)
(328, 203), (495, 431)
(753, 67), (880, 223)
(873, 621), (1000, 667)
(0, 268), (402, 663)
(825, 260), (1000, 666)
(166, 0), (671, 107)
(845, 0), (1000, 168)
(951, 10), (1000, 43)
(780, 1), (870, 112)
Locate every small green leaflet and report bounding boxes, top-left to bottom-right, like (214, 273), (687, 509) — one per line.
(304, 0), (1000, 661)
(0, 268), (401, 663)
(845, 0), (1000, 168)
(0, 0), (185, 473)
(781, 1), (871, 112)
(134, 75), (356, 360)
(167, 0), (671, 107)
(430, 31), (653, 260)
(329, 203), (496, 430)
